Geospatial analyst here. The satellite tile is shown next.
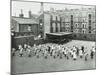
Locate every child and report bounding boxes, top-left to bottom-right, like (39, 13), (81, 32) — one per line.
(11, 48), (16, 56)
(27, 45), (31, 57)
(79, 49), (83, 58)
(18, 45), (23, 57)
(73, 51), (77, 60)
(24, 44), (27, 51)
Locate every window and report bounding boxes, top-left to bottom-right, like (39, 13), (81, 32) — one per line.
(56, 16), (58, 21)
(83, 30), (84, 34)
(83, 24), (84, 28)
(28, 25), (31, 32)
(89, 31), (91, 33)
(76, 24), (77, 28)
(83, 30), (86, 34)
(56, 23), (58, 32)
(89, 26), (91, 30)
(50, 15), (53, 21)
(71, 15), (73, 19)
(89, 14), (91, 19)
(71, 15), (73, 26)
(83, 24), (86, 28)
(84, 24), (86, 28)
(83, 18), (86, 22)
(89, 20), (91, 25)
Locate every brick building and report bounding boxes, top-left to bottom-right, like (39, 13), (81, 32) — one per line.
(39, 4), (96, 41)
(11, 11), (39, 47)
(11, 2), (96, 42)
(11, 14), (39, 36)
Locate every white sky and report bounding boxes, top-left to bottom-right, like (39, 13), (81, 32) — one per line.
(44, 3), (94, 11)
(12, 1), (41, 17)
(12, 1), (95, 17)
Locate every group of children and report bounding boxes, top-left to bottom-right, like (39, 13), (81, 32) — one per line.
(11, 43), (96, 61)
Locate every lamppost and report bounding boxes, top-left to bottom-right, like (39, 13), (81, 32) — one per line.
(11, 31), (15, 48)
(39, 19), (43, 38)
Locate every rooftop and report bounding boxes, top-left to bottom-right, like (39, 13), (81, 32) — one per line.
(46, 32), (72, 36)
(12, 16), (38, 24)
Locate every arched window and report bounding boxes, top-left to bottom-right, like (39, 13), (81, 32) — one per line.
(76, 24), (77, 28)
(84, 24), (86, 28)
(83, 24), (84, 28)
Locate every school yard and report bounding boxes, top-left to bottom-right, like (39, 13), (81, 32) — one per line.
(11, 40), (96, 74)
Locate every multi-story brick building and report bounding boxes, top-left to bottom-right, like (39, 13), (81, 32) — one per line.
(11, 2), (96, 41)
(39, 4), (96, 41)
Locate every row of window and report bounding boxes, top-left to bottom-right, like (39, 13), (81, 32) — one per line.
(51, 15), (61, 21)
(73, 29), (87, 34)
(50, 25), (93, 34)
(50, 23), (92, 30)
(74, 30), (94, 34)
(65, 28), (95, 34)
(65, 29), (70, 32)
(65, 23), (89, 28)
(50, 14), (92, 21)
(75, 23), (87, 28)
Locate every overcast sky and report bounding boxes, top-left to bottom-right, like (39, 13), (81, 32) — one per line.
(12, 1), (41, 17)
(12, 0), (95, 17)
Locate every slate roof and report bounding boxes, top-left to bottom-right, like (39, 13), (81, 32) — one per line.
(12, 16), (38, 24)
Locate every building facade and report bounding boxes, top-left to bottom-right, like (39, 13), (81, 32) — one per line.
(11, 3), (96, 41)
(41, 7), (96, 40)
(11, 13), (40, 47)
(11, 16), (39, 36)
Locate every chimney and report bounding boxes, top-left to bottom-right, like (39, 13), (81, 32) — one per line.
(29, 10), (32, 18)
(19, 9), (24, 18)
(39, 2), (44, 14)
